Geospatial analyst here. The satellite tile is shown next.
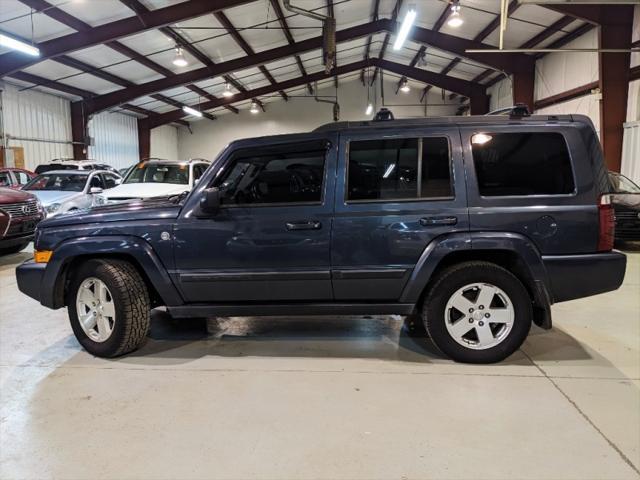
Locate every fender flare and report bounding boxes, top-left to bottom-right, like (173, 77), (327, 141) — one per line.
(400, 231), (552, 305)
(41, 235), (183, 308)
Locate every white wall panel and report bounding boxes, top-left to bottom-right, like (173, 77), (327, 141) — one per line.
(628, 80), (640, 123)
(88, 111), (139, 169)
(150, 125), (178, 159)
(487, 77), (513, 112)
(621, 121), (640, 184)
(178, 78), (459, 160)
(534, 28), (598, 101)
(0, 81), (73, 170)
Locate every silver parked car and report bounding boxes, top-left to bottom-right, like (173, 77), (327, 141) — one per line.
(22, 170), (122, 217)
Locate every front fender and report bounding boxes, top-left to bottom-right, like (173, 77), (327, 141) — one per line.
(41, 235), (183, 308)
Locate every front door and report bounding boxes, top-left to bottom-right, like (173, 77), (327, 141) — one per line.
(173, 135), (337, 303)
(331, 128), (468, 300)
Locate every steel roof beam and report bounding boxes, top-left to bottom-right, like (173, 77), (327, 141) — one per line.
(0, 0), (256, 77)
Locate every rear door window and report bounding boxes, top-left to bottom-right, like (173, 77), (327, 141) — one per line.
(471, 132), (575, 196)
(347, 137), (452, 202)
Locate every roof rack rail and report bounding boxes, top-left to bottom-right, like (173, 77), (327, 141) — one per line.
(140, 157), (168, 162)
(486, 103), (530, 117)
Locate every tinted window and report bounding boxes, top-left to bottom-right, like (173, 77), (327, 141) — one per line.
(24, 173), (88, 192)
(347, 137), (452, 201)
(0, 172), (12, 187)
(472, 132), (574, 196)
(103, 174), (118, 189)
(193, 164), (207, 180)
(214, 141), (326, 205)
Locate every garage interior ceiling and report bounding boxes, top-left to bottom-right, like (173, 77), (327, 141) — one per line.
(0, 0), (608, 125)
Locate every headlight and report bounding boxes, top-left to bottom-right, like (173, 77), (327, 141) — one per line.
(46, 203), (61, 214)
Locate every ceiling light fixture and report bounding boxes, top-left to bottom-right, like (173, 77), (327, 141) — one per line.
(182, 105), (203, 117)
(400, 77), (410, 93)
(447, 0), (464, 28)
(365, 103), (373, 116)
(172, 46), (188, 67)
(222, 82), (234, 98)
(393, 4), (417, 51)
(250, 100), (260, 114)
(0, 33), (40, 56)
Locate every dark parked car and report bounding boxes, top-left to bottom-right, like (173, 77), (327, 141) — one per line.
(16, 113), (626, 363)
(0, 167), (36, 190)
(608, 171), (640, 242)
(0, 187), (44, 254)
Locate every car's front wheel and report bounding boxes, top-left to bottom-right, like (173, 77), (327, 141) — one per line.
(67, 259), (150, 357)
(422, 261), (532, 363)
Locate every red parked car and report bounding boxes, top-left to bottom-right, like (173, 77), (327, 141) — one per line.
(0, 187), (44, 254)
(0, 168), (36, 190)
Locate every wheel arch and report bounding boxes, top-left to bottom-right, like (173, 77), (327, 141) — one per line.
(400, 232), (553, 329)
(42, 236), (183, 309)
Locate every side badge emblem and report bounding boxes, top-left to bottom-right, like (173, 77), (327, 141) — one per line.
(160, 231), (171, 241)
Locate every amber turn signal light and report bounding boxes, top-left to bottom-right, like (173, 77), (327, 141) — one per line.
(34, 250), (53, 263)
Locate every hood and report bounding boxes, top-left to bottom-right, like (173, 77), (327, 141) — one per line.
(612, 193), (640, 210)
(39, 196), (182, 228)
(0, 187), (36, 203)
(29, 190), (81, 206)
(105, 182), (189, 199)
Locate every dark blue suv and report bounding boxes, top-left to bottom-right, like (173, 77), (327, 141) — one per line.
(16, 113), (626, 363)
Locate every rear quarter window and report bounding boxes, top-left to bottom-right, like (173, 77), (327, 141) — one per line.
(471, 132), (575, 197)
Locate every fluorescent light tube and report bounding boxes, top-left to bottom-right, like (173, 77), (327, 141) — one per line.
(393, 6), (417, 51)
(0, 34), (40, 56)
(182, 106), (203, 117)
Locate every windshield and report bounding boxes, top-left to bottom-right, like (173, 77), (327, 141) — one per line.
(124, 163), (189, 185)
(24, 173), (88, 192)
(609, 173), (640, 194)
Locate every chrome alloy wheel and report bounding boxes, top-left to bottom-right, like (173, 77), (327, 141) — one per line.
(444, 283), (514, 350)
(75, 277), (116, 343)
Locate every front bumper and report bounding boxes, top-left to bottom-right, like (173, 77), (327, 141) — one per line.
(0, 232), (34, 248)
(16, 260), (47, 305)
(543, 251), (627, 303)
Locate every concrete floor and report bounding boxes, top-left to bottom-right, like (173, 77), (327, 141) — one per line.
(1, 248), (639, 480)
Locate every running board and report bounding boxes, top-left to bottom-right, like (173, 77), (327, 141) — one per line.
(167, 303), (416, 318)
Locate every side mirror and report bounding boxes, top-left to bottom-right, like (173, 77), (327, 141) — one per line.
(199, 187), (221, 214)
(115, 178), (122, 185)
(90, 187), (103, 194)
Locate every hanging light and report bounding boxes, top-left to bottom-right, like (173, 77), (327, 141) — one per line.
(250, 100), (260, 114)
(400, 77), (410, 93)
(447, 0), (464, 28)
(182, 105), (203, 117)
(393, 4), (417, 51)
(222, 82), (234, 98)
(365, 103), (373, 116)
(0, 33), (39, 56)
(172, 46), (188, 67)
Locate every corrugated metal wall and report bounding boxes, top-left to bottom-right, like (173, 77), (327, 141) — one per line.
(0, 81), (73, 171)
(150, 125), (178, 160)
(621, 121), (640, 184)
(88, 111), (139, 170)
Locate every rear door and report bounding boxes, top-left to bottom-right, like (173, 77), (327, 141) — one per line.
(331, 127), (468, 300)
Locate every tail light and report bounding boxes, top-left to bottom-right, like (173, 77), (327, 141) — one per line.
(597, 194), (615, 252)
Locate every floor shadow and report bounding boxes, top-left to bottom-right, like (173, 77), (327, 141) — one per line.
(0, 251), (31, 270)
(616, 240), (640, 252)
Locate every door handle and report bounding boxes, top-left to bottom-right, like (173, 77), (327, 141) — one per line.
(286, 221), (322, 231)
(420, 216), (458, 226)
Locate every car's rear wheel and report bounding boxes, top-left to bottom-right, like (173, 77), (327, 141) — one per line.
(67, 259), (150, 357)
(422, 261), (532, 363)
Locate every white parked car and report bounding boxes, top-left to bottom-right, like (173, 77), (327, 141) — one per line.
(34, 158), (119, 175)
(104, 159), (210, 203)
(22, 169), (122, 217)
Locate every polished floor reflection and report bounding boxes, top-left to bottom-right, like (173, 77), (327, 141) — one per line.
(1, 247), (639, 479)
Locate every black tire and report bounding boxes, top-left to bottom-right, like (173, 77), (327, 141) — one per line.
(67, 259), (150, 357)
(0, 242), (30, 255)
(422, 261), (532, 364)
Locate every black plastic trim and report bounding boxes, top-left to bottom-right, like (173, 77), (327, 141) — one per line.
(167, 303), (416, 318)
